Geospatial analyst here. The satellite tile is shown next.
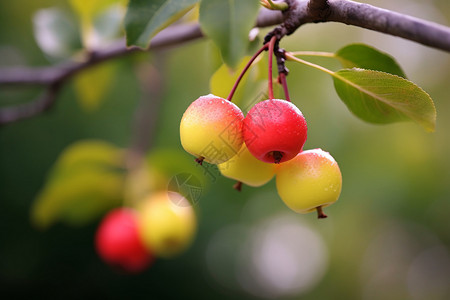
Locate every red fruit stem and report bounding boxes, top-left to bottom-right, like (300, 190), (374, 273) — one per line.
(226, 43), (269, 102)
(267, 35), (277, 100)
(316, 206), (328, 219)
(278, 72), (291, 102)
(195, 156), (204, 165)
(233, 181), (243, 191)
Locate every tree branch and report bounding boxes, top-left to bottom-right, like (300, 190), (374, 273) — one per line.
(0, 23), (201, 86)
(283, 0), (450, 51)
(307, 0), (329, 17)
(0, 9), (282, 124)
(0, 83), (61, 125)
(0, 9), (283, 87)
(327, 0), (450, 51)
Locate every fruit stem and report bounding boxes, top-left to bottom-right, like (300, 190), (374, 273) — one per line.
(267, 35), (277, 100)
(316, 206), (328, 219)
(272, 151), (283, 164)
(285, 52), (335, 76)
(195, 156), (204, 165)
(289, 51), (336, 58)
(260, 0), (289, 11)
(278, 72), (291, 102)
(275, 48), (290, 102)
(227, 43), (269, 102)
(233, 181), (243, 191)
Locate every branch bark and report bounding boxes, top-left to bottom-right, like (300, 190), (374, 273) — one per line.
(327, 0), (450, 51)
(0, 9), (283, 86)
(0, 83), (61, 124)
(0, 10), (282, 125)
(283, 0), (450, 51)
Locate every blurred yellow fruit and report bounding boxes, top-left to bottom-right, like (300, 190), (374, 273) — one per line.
(137, 191), (197, 257)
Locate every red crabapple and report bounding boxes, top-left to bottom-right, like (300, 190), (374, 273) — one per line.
(243, 99), (307, 164)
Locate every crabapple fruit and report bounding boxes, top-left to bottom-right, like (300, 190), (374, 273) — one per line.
(243, 99), (307, 164)
(95, 208), (153, 273)
(180, 94), (244, 164)
(137, 191), (197, 258)
(218, 143), (276, 188)
(276, 148), (342, 218)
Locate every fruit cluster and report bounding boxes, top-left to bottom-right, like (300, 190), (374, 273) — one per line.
(180, 94), (342, 218)
(180, 35), (343, 218)
(95, 191), (196, 273)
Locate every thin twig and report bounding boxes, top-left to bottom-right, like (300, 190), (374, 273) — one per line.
(0, 83), (61, 125)
(268, 35), (277, 100)
(227, 43), (269, 101)
(278, 72), (291, 102)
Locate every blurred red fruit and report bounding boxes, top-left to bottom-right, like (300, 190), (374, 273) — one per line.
(95, 208), (153, 273)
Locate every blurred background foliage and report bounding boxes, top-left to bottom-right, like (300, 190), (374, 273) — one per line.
(1, 0), (450, 299)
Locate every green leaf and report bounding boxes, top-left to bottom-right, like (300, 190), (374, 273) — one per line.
(335, 44), (406, 78)
(32, 171), (123, 229)
(333, 68), (436, 131)
(73, 62), (117, 112)
(199, 0), (260, 68)
(31, 140), (124, 229)
(125, 0), (199, 48)
(49, 140), (124, 178)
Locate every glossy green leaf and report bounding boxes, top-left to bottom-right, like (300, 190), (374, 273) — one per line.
(199, 0), (260, 68)
(335, 44), (406, 77)
(125, 0), (199, 48)
(73, 62), (117, 112)
(333, 69), (436, 131)
(31, 140), (124, 229)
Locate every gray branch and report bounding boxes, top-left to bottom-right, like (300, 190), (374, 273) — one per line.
(0, 9), (282, 86)
(0, 83), (61, 124)
(327, 0), (450, 51)
(283, 0), (450, 51)
(0, 10), (282, 125)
